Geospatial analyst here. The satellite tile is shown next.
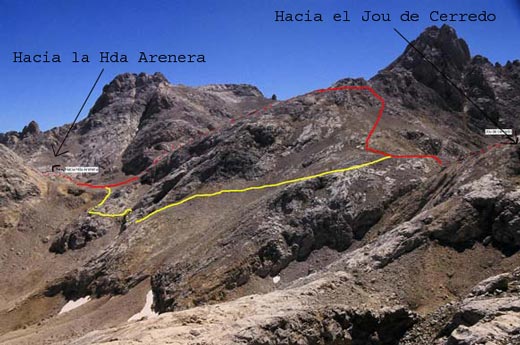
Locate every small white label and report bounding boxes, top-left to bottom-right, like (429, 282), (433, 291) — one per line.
(485, 129), (513, 136)
(64, 167), (99, 174)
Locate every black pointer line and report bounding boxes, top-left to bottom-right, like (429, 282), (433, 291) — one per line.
(393, 28), (517, 144)
(52, 68), (105, 157)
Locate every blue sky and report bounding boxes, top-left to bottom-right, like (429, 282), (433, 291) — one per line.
(0, 0), (519, 132)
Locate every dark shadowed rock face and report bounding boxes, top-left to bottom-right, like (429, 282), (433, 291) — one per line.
(88, 72), (168, 115)
(119, 82), (269, 176)
(21, 121), (40, 138)
(49, 217), (108, 253)
(395, 25), (470, 74)
(104, 77), (268, 177)
(151, 263), (193, 313)
(235, 306), (417, 345)
(381, 25), (470, 112)
(492, 190), (520, 249)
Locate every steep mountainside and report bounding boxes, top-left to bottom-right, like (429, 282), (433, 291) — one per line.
(0, 25), (519, 345)
(0, 73), (270, 176)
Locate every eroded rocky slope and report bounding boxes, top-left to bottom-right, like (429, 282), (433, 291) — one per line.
(1, 25), (519, 344)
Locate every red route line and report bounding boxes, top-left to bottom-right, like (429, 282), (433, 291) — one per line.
(49, 84), (501, 189)
(43, 173), (139, 189)
(447, 142), (505, 164)
(316, 85), (443, 165)
(74, 176), (140, 189)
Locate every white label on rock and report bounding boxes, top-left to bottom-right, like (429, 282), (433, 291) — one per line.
(64, 166), (99, 174)
(485, 129), (513, 135)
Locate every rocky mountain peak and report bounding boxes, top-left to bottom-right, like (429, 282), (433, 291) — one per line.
(471, 55), (492, 66)
(333, 77), (368, 87)
(373, 25), (475, 113)
(196, 84), (264, 98)
(89, 72), (167, 115)
(96, 72), (167, 97)
(20, 120), (40, 138)
(418, 25), (470, 66)
(504, 59), (520, 81)
(394, 25), (470, 72)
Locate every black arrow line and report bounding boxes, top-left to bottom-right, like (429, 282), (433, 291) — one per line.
(393, 28), (517, 144)
(52, 68), (105, 157)
(502, 129), (519, 145)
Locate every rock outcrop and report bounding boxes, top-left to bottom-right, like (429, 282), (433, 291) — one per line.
(436, 269), (520, 345)
(49, 217), (110, 253)
(0, 144), (42, 230)
(0, 144), (41, 207)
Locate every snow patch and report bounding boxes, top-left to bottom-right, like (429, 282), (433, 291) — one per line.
(59, 296), (91, 315)
(128, 290), (159, 322)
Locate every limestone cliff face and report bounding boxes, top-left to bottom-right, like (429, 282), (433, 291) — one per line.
(0, 144), (43, 230)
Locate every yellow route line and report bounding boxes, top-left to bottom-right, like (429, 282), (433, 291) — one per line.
(134, 156), (391, 224)
(88, 187), (133, 218)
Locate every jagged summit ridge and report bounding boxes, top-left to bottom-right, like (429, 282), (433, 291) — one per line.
(90, 72), (168, 114)
(196, 84), (264, 98)
(370, 25), (519, 131)
(396, 25), (470, 71)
